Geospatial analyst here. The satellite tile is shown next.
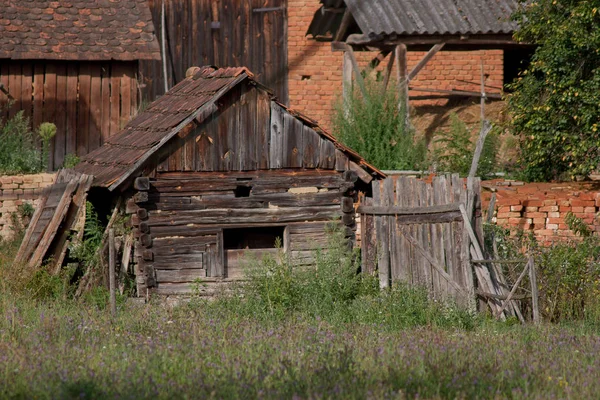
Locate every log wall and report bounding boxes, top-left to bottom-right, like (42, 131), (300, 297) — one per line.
(131, 170), (355, 295)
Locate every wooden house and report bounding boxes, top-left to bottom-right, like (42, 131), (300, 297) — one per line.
(0, 0), (161, 170)
(74, 66), (384, 296)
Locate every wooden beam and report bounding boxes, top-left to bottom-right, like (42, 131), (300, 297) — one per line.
(334, 10), (353, 42)
(342, 51), (353, 111)
(344, 46), (369, 101)
(358, 203), (460, 215)
(408, 43), (445, 81)
(381, 48), (395, 96)
(346, 33), (519, 47)
(530, 255), (540, 324)
(468, 121), (493, 178)
(395, 44), (409, 124)
(349, 160), (373, 184)
(408, 87), (502, 99)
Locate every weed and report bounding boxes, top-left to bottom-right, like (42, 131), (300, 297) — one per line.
(333, 77), (428, 170)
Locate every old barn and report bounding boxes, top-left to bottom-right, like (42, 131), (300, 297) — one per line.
(0, 0), (161, 170)
(73, 66), (383, 296)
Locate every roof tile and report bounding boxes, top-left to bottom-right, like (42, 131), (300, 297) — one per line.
(0, 0), (160, 60)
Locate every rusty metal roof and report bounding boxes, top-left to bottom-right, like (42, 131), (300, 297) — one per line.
(308, 0), (521, 39)
(0, 0), (160, 61)
(75, 66), (383, 191)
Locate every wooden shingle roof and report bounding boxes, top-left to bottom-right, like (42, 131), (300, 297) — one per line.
(75, 66), (384, 191)
(0, 0), (160, 61)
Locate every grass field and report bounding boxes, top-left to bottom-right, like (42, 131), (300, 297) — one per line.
(2, 225), (600, 399)
(1, 294), (600, 399)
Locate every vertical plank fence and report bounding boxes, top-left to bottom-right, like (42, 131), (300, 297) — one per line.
(359, 174), (478, 305)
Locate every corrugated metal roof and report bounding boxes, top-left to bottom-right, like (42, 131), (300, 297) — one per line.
(75, 66), (383, 190)
(346, 0), (520, 36)
(307, 0), (520, 39)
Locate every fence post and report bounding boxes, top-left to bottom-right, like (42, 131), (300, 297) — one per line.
(109, 228), (117, 317)
(529, 255), (540, 324)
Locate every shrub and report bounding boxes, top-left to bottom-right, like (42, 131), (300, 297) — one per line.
(432, 113), (499, 179)
(333, 78), (428, 170)
(0, 110), (43, 174)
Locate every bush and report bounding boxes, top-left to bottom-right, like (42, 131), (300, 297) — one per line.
(508, 0), (600, 181)
(333, 77), (428, 170)
(0, 111), (43, 174)
(204, 222), (479, 330)
(485, 214), (600, 323)
(432, 114), (499, 179)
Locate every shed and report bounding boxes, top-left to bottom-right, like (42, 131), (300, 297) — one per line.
(0, 0), (161, 170)
(306, 0), (531, 113)
(75, 66), (384, 296)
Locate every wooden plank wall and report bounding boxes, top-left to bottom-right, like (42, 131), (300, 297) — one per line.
(0, 60), (138, 170)
(141, 0), (288, 105)
(365, 175), (476, 303)
(134, 170), (351, 295)
(157, 85), (337, 173)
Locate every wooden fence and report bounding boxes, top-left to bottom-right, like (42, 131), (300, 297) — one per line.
(141, 0), (288, 104)
(359, 175), (482, 305)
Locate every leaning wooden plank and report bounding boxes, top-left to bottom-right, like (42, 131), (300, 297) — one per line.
(397, 226), (467, 296)
(28, 180), (79, 269)
(459, 204), (505, 317)
(13, 186), (52, 265)
(50, 173), (94, 274)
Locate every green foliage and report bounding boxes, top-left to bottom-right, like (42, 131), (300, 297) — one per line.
(485, 215), (600, 323)
(69, 202), (104, 271)
(62, 153), (80, 169)
(433, 114), (499, 178)
(0, 110), (43, 174)
(534, 213), (600, 322)
(333, 78), (428, 170)
(508, 0), (600, 181)
(17, 202), (35, 219)
(206, 222), (478, 330)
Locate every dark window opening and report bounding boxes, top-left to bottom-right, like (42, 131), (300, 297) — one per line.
(503, 47), (535, 88)
(223, 226), (285, 249)
(234, 185), (252, 197)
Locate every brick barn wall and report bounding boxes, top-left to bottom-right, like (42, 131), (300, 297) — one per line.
(482, 180), (600, 246)
(287, 0), (505, 131)
(0, 173), (56, 239)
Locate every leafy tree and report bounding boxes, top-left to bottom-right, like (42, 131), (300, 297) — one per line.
(508, 0), (600, 181)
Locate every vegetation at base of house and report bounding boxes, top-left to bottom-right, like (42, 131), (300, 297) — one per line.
(333, 78), (428, 171)
(485, 213), (600, 323)
(432, 113), (499, 179)
(508, 0), (600, 181)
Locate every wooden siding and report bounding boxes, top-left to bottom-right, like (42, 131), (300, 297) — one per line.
(0, 60), (138, 170)
(141, 0), (288, 104)
(156, 85), (337, 173)
(134, 170), (351, 295)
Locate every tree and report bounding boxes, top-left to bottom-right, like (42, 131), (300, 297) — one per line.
(508, 0), (600, 181)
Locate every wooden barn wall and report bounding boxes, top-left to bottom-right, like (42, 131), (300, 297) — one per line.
(156, 85), (342, 173)
(137, 170), (349, 295)
(0, 60), (138, 170)
(141, 0), (288, 105)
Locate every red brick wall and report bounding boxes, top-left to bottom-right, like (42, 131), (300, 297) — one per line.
(482, 180), (600, 245)
(287, 0), (504, 131)
(0, 173), (56, 238)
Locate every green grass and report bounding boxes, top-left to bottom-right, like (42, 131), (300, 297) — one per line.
(1, 295), (600, 399)
(2, 225), (600, 398)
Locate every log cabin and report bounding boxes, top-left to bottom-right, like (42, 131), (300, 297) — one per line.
(75, 66), (384, 297)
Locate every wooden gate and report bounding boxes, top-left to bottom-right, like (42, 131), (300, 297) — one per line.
(359, 174), (483, 304)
